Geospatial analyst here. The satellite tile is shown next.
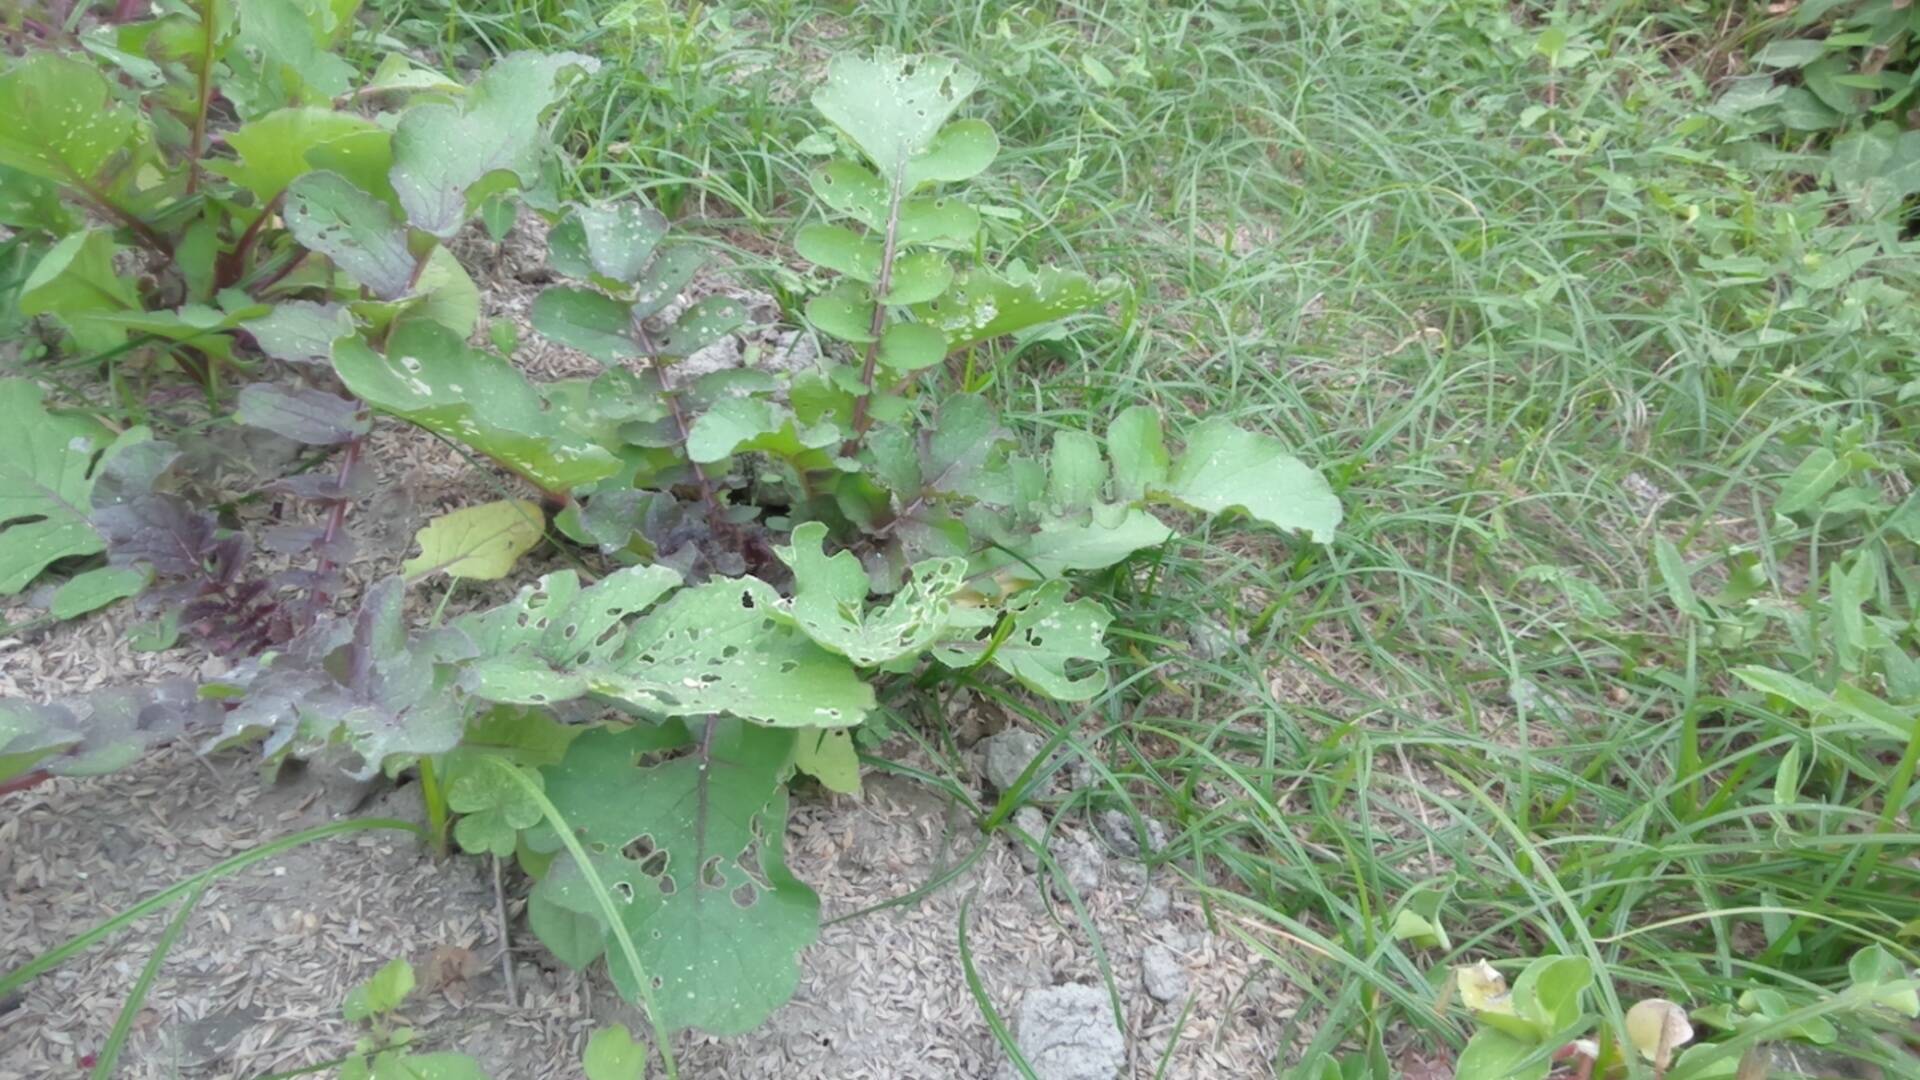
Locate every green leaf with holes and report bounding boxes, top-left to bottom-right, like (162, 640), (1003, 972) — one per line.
(777, 522), (967, 667)
(286, 171), (415, 299)
(810, 162), (979, 247)
(915, 264), (1125, 352)
(455, 567), (873, 727)
(0, 380), (137, 596)
(529, 722), (815, 1035)
(333, 319), (619, 494)
(935, 580), (1113, 701)
(531, 286), (639, 364)
(1158, 419), (1341, 544)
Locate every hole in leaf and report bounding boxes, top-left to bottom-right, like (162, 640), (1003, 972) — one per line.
(700, 856), (726, 889)
(731, 883), (758, 908)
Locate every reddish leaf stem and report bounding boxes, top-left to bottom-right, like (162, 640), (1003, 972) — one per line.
(845, 162), (908, 447)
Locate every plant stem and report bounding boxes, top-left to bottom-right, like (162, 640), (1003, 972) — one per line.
(417, 755), (449, 858)
(639, 326), (728, 533)
(315, 437), (361, 579)
(219, 191), (284, 289)
(64, 168), (172, 258)
(846, 162), (908, 445)
(185, 0), (216, 197)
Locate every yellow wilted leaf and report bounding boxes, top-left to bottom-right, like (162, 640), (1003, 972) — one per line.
(1626, 997), (1694, 1069)
(402, 499), (545, 581)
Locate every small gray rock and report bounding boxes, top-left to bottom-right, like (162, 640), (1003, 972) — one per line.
(1187, 618), (1247, 661)
(983, 730), (1054, 795)
(1003, 984), (1125, 1080)
(1139, 885), (1171, 921)
(1054, 831), (1105, 896)
(1140, 944), (1189, 1003)
(1094, 808), (1170, 859)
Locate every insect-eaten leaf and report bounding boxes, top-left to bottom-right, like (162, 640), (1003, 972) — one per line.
(457, 567), (874, 728)
(527, 722), (818, 1035)
(285, 171), (416, 300)
(403, 500), (545, 581)
(779, 521), (967, 667)
(550, 200), (670, 284)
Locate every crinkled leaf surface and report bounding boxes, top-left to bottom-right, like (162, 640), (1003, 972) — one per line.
(333, 319), (619, 494)
(811, 52), (980, 177)
(389, 52), (598, 238)
(217, 577), (475, 776)
(530, 723), (817, 1035)
(1159, 419), (1341, 544)
(402, 499), (545, 581)
(989, 508), (1173, 581)
(0, 53), (142, 185)
(916, 264), (1125, 352)
(286, 171), (415, 299)
(2, 680), (218, 778)
(778, 522), (965, 666)
(0, 380), (129, 594)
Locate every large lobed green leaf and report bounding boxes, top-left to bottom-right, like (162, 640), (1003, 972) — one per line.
(528, 723), (818, 1035)
(778, 521), (967, 667)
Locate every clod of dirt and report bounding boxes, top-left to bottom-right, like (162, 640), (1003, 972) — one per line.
(1140, 944), (1189, 1004)
(1094, 808), (1168, 860)
(1002, 983), (1126, 1080)
(1139, 885), (1172, 921)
